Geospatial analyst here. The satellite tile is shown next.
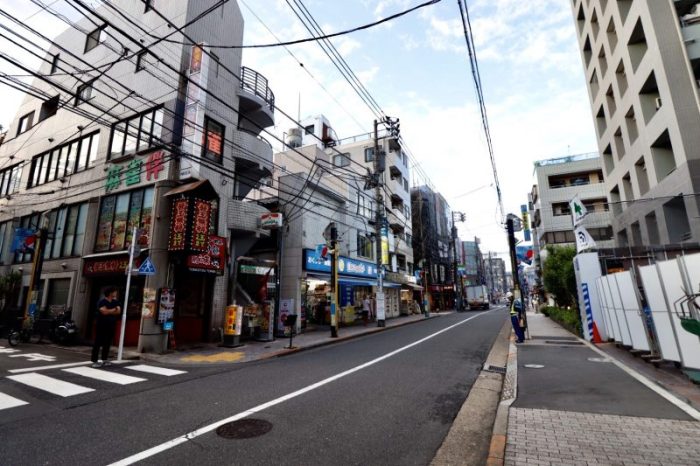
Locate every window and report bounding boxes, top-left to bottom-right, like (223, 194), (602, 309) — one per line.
(357, 193), (373, 219)
(203, 116), (224, 162)
(0, 222), (8, 263)
(333, 153), (350, 167)
(17, 111), (34, 136)
(85, 26), (105, 53)
(304, 125), (314, 135)
(95, 186), (154, 252)
(109, 106), (164, 159)
(403, 177), (409, 192)
(364, 148), (375, 162)
(28, 132), (99, 188)
(42, 202), (89, 259)
(0, 164), (23, 196)
(136, 50), (148, 72)
(51, 54), (60, 74)
(75, 80), (94, 105)
(357, 233), (373, 259)
(39, 95), (60, 121)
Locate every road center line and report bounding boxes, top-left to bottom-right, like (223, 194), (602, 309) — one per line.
(110, 311), (494, 466)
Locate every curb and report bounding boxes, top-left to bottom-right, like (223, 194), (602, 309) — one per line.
(486, 335), (518, 466)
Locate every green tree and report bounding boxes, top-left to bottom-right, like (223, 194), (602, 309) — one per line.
(542, 246), (577, 307)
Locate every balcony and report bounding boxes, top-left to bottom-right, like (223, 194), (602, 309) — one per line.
(682, 21), (700, 64)
(238, 67), (275, 132)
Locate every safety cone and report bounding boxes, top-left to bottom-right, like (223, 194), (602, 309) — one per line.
(592, 321), (603, 344)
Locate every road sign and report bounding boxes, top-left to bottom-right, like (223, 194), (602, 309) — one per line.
(138, 257), (157, 276)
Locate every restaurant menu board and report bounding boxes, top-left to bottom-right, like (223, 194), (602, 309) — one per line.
(142, 288), (156, 319)
(158, 288), (175, 323)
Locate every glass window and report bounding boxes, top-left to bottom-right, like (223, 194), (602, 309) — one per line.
(111, 123), (126, 158)
(43, 211), (57, 260)
(124, 120), (138, 155)
(333, 154), (350, 167)
(88, 133), (99, 167)
(60, 207), (77, 257)
(76, 81), (93, 105)
(72, 203), (88, 256)
(139, 112), (153, 151)
(0, 222), (7, 263)
(125, 190), (144, 246)
(111, 193), (130, 250)
(94, 187), (154, 252)
(95, 196), (116, 252)
(364, 148), (375, 162)
(51, 208), (67, 259)
(17, 112), (34, 136)
(85, 26), (103, 53)
(109, 107), (163, 159)
(28, 132), (98, 188)
(152, 108), (163, 142)
(51, 54), (60, 74)
(77, 137), (90, 172)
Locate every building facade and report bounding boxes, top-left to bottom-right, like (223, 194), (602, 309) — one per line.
(572, 0), (700, 246)
(0, 0), (275, 351)
(460, 239), (484, 287)
(483, 255), (506, 299)
(532, 153), (615, 252)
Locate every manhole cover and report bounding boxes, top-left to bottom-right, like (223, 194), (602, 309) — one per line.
(523, 364), (545, 369)
(216, 419), (273, 439)
(588, 357), (611, 363)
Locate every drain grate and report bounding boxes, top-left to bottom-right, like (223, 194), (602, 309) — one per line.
(483, 363), (507, 374)
(216, 419), (273, 439)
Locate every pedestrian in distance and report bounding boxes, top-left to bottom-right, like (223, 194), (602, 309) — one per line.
(507, 291), (525, 343)
(91, 286), (122, 368)
(362, 294), (371, 326)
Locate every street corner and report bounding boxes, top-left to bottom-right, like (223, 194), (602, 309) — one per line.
(179, 351), (246, 363)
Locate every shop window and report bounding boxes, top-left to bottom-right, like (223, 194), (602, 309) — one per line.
(364, 148), (375, 162)
(0, 164), (23, 196)
(95, 186), (154, 252)
(17, 111), (34, 136)
(109, 106), (164, 159)
(28, 132), (99, 188)
(203, 116), (224, 163)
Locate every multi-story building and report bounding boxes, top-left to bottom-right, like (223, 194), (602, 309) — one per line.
(484, 255), (506, 298)
(0, 0), (275, 351)
(571, 0), (700, 246)
(532, 153), (615, 252)
(411, 185), (454, 310)
(460, 239), (484, 287)
(268, 116), (418, 323)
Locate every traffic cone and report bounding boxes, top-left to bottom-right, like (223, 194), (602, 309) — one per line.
(592, 321), (603, 344)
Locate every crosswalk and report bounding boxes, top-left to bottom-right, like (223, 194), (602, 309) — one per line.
(0, 363), (187, 411)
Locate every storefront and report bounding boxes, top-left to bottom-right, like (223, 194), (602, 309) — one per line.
(235, 263), (276, 341)
(302, 249), (377, 326)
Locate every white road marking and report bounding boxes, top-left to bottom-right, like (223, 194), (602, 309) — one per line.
(110, 311), (493, 465)
(7, 373), (94, 397)
(0, 392), (28, 411)
(63, 367), (147, 385)
(8, 361), (92, 374)
(125, 365), (186, 377)
(582, 339), (700, 421)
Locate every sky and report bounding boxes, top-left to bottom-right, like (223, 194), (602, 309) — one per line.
(0, 0), (598, 265)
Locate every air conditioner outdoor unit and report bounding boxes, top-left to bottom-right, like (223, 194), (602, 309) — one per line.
(655, 97), (662, 110)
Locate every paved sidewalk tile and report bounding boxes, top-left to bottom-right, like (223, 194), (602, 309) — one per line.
(505, 407), (700, 466)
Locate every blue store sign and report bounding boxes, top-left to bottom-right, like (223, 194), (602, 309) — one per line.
(303, 249), (378, 278)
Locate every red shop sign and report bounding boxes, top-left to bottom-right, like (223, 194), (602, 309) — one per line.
(168, 198), (190, 251)
(190, 199), (211, 252)
(83, 256), (143, 277)
(186, 235), (226, 274)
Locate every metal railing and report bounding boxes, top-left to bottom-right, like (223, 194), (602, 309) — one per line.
(240, 66), (275, 112)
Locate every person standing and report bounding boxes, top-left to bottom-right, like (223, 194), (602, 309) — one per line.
(91, 286), (121, 367)
(507, 291), (525, 343)
(361, 294), (371, 326)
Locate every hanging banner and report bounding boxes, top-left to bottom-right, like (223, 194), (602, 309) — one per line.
(570, 195), (588, 227)
(381, 221), (389, 265)
(575, 225), (597, 253)
(190, 199), (211, 252)
(521, 204), (531, 242)
(12, 228), (36, 253)
(168, 198), (190, 251)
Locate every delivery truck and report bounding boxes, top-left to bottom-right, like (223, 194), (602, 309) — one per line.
(466, 285), (490, 310)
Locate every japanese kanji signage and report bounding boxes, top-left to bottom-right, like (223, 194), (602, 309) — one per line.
(168, 198), (190, 251)
(83, 256), (142, 276)
(105, 151), (165, 192)
(190, 199), (211, 252)
(186, 235), (226, 274)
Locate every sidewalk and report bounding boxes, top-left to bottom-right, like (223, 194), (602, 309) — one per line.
(503, 312), (700, 466)
(55, 311), (450, 366)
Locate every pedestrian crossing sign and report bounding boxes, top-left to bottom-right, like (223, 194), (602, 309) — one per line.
(138, 257), (157, 276)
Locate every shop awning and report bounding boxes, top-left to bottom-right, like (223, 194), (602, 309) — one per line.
(404, 283), (424, 290)
(382, 281), (402, 288)
(164, 179), (217, 198)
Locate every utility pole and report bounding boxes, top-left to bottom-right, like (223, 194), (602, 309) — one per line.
(330, 223), (339, 337)
(488, 251), (496, 301)
(451, 211), (465, 310)
(507, 214), (528, 333)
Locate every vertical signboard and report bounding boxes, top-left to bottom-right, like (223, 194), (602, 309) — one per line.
(180, 43), (210, 179)
(521, 204), (531, 242)
(168, 198), (190, 251)
(190, 199), (211, 252)
(381, 221), (389, 265)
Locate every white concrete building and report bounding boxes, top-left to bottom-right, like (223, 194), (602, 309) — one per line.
(571, 0), (700, 246)
(532, 153), (615, 251)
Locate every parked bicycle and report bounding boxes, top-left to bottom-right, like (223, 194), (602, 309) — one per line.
(7, 316), (33, 346)
(7, 308), (79, 346)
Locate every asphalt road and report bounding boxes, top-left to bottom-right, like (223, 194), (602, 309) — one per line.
(0, 308), (507, 465)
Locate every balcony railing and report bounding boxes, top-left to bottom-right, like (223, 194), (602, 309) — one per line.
(240, 66), (275, 112)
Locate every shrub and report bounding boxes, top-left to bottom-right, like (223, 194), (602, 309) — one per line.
(540, 306), (582, 337)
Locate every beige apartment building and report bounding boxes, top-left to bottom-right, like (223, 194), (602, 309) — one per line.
(571, 0), (700, 246)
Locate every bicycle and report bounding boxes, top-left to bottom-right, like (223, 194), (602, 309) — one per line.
(8, 317), (35, 347)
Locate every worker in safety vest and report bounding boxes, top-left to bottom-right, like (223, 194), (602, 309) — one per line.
(507, 291), (525, 343)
